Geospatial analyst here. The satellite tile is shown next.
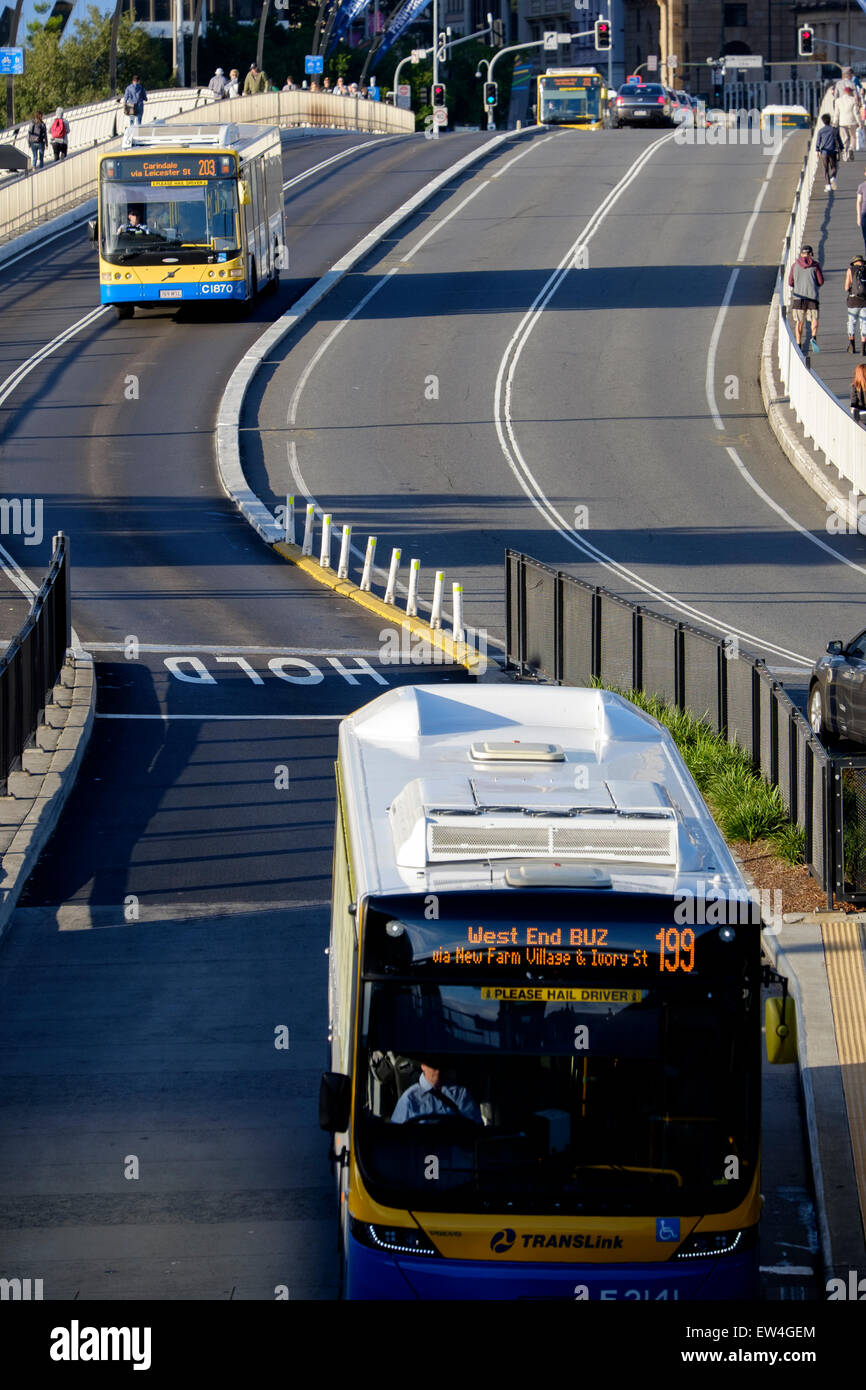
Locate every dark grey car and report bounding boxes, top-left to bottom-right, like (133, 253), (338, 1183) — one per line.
(809, 629), (866, 741)
(611, 82), (673, 128)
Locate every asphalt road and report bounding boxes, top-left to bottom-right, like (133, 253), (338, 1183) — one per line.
(249, 125), (866, 704)
(0, 125), (820, 1301)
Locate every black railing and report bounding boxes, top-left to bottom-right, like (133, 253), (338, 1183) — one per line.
(506, 550), (866, 906)
(0, 534), (71, 796)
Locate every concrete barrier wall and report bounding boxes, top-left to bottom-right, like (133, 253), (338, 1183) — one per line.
(0, 92), (414, 241)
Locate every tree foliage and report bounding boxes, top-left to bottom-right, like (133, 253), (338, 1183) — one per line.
(15, 6), (169, 118)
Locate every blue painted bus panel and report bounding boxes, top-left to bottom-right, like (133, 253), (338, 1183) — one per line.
(345, 1230), (759, 1300)
(102, 283), (246, 303)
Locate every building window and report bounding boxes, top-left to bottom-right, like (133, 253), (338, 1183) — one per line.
(724, 4), (747, 26)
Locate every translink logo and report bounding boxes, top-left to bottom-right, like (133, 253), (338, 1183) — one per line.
(489, 1230), (624, 1254)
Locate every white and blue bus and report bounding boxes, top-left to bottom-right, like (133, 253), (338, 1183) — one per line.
(320, 683), (793, 1300)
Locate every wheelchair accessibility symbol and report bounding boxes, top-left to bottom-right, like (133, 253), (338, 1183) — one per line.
(656, 1218), (680, 1242)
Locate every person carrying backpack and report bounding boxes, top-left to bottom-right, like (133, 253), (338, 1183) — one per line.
(27, 111), (47, 169)
(816, 113), (843, 191)
(49, 108), (69, 160)
(846, 254), (866, 354)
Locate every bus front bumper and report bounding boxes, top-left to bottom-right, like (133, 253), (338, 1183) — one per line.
(345, 1230), (759, 1300)
(101, 282), (246, 303)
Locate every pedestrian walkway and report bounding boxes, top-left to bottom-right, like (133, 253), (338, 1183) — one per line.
(800, 146), (866, 400)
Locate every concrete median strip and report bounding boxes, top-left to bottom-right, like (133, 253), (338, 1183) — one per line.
(216, 130), (528, 670)
(0, 650), (96, 942)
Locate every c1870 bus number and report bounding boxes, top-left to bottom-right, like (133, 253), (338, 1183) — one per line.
(654, 927), (695, 973)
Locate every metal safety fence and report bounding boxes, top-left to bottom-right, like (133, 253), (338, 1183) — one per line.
(506, 550), (866, 905)
(0, 534), (71, 796)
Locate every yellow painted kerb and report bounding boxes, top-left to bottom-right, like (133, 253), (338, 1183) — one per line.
(272, 540), (485, 675)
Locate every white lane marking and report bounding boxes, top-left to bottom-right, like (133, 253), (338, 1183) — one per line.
(0, 213), (95, 273)
(95, 712), (345, 720)
(287, 268), (398, 428)
(401, 181), (489, 262)
(490, 133), (555, 179)
(759, 1265), (815, 1276)
(726, 445), (866, 583)
(0, 302), (109, 609)
(0, 303), (108, 410)
(86, 642), (385, 655)
(494, 136), (816, 669)
(705, 268), (740, 430)
(734, 132), (790, 263)
(281, 137), (399, 192)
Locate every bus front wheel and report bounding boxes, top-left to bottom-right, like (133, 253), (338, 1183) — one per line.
(114, 304), (134, 320)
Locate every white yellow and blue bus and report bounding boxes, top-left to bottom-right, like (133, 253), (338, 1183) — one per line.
(91, 122), (285, 319)
(537, 67), (607, 128)
(320, 683), (795, 1300)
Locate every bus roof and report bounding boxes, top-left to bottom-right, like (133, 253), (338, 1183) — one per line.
(117, 122), (279, 155)
(338, 685), (747, 901)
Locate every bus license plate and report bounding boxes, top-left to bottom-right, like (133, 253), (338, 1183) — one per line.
(159, 289), (182, 299)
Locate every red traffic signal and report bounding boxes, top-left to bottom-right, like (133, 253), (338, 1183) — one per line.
(432, 83), (446, 107)
(594, 19), (611, 52)
(798, 26), (813, 58)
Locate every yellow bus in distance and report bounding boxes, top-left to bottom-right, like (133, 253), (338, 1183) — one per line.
(537, 68), (607, 129)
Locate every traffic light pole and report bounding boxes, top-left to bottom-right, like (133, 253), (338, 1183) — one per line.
(432, 0), (439, 139)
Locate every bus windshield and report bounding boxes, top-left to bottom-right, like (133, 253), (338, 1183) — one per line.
(100, 178), (240, 262)
(539, 76), (602, 125)
(357, 978), (757, 1215)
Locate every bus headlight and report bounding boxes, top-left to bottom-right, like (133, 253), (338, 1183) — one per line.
(349, 1216), (438, 1256)
(207, 269), (215, 277)
(673, 1228), (753, 1259)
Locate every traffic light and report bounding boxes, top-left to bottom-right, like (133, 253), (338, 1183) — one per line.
(492, 17), (504, 49)
(798, 26), (813, 58)
(432, 83), (446, 107)
(484, 81), (498, 107)
(594, 18), (611, 51)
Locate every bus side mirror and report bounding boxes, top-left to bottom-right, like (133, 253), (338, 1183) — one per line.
(87, 219), (98, 242)
(319, 1072), (351, 1132)
(827, 640), (843, 655)
(765, 996), (797, 1064)
(238, 178), (251, 206)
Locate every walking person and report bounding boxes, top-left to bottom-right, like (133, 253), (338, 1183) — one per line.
(817, 113), (842, 191)
(122, 75), (147, 127)
(787, 243), (824, 353)
(851, 362), (866, 423)
(835, 83), (862, 162)
(225, 68), (240, 98)
(858, 171), (866, 257)
(243, 63), (267, 95)
(847, 255), (866, 355)
(27, 112), (47, 170)
(208, 67), (228, 100)
(49, 108), (69, 160)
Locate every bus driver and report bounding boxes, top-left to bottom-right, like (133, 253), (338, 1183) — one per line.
(390, 1058), (481, 1124)
(117, 210), (150, 235)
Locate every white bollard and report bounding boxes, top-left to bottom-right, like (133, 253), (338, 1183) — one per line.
(384, 547), (401, 605)
(406, 558), (420, 616)
(319, 514), (333, 568)
(452, 582), (465, 644)
(431, 570), (445, 630)
(284, 494), (295, 546)
(337, 524), (351, 580)
(360, 536), (377, 591)
(302, 503), (315, 557)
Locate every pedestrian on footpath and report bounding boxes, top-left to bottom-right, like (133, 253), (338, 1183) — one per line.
(835, 84), (862, 161)
(225, 69), (240, 98)
(27, 111), (47, 169)
(208, 67), (228, 99)
(845, 255), (866, 354)
(858, 170), (866, 256)
(788, 244), (824, 353)
(49, 108), (69, 159)
(851, 362), (866, 422)
(817, 114), (842, 191)
(243, 63), (267, 95)
(122, 75), (147, 126)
